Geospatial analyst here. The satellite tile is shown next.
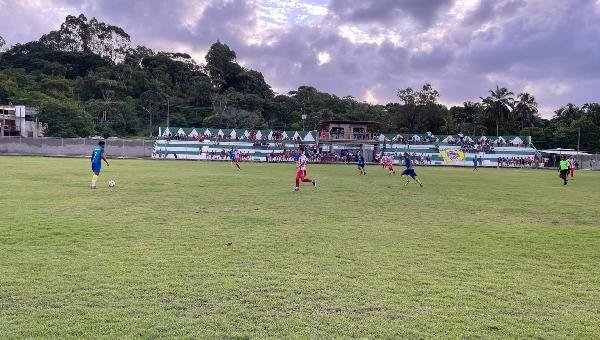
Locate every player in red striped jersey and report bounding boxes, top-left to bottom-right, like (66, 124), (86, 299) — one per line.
(294, 148), (316, 192)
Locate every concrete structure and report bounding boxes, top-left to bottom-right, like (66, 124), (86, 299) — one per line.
(0, 137), (154, 157)
(0, 105), (45, 137)
(152, 125), (539, 167)
(316, 120), (380, 162)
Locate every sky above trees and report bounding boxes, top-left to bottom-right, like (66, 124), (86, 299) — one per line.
(1, 0), (599, 117)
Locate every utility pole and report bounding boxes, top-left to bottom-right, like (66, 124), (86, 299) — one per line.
(577, 127), (581, 155)
(166, 96), (170, 128)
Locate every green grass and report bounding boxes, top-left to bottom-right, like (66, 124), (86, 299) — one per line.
(1, 156), (599, 338)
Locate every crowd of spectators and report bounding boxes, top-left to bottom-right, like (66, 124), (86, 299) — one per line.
(497, 156), (539, 168)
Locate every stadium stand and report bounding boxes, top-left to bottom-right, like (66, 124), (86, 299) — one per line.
(153, 127), (540, 167)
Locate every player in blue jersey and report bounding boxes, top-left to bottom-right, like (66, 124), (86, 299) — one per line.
(229, 147), (241, 170)
(90, 140), (110, 189)
(357, 152), (366, 175)
(401, 153), (423, 187)
(472, 156), (479, 172)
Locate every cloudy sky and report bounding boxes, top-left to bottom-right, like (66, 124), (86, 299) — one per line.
(1, 0), (599, 117)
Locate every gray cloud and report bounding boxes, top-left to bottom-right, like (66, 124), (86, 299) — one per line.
(328, 0), (455, 27)
(1, 0), (599, 116)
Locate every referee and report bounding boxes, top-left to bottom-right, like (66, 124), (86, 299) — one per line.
(559, 156), (569, 186)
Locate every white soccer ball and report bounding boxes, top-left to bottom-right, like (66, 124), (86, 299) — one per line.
(108, 180), (116, 188)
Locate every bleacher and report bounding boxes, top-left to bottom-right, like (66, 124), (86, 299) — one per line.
(153, 127), (539, 167)
(378, 133), (538, 167)
(153, 127), (316, 161)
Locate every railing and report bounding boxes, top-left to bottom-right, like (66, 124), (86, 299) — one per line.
(318, 132), (374, 140)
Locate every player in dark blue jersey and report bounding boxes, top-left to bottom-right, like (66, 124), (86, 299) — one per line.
(357, 152), (366, 175)
(90, 140), (110, 189)
(229, 147), (241, 170)
(472, 156), (479, 172)
(401, 153), (423, 187)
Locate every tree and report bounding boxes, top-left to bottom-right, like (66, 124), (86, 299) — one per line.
(514, 92), (538, 128)
(37, 99), (94, 137)
(0, 35), (5, 51)
(480, 85), (514, 136)
(39, 14), (130, 62)
(205, 41), (242, 92)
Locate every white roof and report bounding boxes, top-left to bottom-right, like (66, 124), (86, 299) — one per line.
(540, 149), (591, 155)
(303, 131), (315, 141)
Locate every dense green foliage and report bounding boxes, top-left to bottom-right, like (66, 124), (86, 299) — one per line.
(0, 15), (599, 151)
(1, 157), (599, 338)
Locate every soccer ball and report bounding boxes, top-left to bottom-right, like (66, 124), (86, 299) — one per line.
(108, 180), (116, 188)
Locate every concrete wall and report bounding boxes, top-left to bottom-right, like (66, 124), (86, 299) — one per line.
(0, 137), (154, 158)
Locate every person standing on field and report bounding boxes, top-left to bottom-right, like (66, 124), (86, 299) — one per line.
(90, 140), (110, 189)
(559, 156), (569, 186)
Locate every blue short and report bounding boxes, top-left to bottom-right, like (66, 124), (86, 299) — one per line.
(402, 169), (417, 177)
(92, 164), (101, 175)
(358, 163), (365, 168)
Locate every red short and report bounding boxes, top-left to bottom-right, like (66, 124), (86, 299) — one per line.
(296, 169), (307, 178)
(388, 165), (394, 170)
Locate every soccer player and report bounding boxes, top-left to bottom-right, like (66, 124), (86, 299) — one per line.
(568, 157), (575, 178)
(401, 153), (423, 187)
(387, 155), (396, 176)
(472, 156), (479, 172)
(229, 147), (241, 170)
(357, 152), (366, 175)
(559, 156), (569, 185)
(294, 148), (316, 191)
(90, 140), (110, 189)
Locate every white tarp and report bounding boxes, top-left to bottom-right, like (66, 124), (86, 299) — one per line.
(217, 129), (224, 137)
(230, 130), (237, 139)
(203, 128), (212, 136)
(512, 136), (524, 145)
(442, 136), (454, 143)
(189, 129), (199, 137)
(303, 131), (315, 141)
(256, 131), (263, 139)
(177, 128), (186, 136)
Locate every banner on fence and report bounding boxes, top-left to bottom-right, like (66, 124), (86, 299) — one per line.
(440, 150), (465, 163)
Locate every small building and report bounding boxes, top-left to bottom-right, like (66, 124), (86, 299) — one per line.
(316, 120), (379, 143)
(316, 120), (380, 162)
(0, 105), (44, 137)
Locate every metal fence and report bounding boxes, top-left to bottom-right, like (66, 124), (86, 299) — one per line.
(0, 137), (154, 158)
(577, 154), (600, 170)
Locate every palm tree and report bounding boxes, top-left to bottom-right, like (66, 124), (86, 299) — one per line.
(480, 85), (514, 136)
(514, 92), (538, 128)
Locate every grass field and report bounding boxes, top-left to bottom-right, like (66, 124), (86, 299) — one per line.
(1, 156), (599, 338)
